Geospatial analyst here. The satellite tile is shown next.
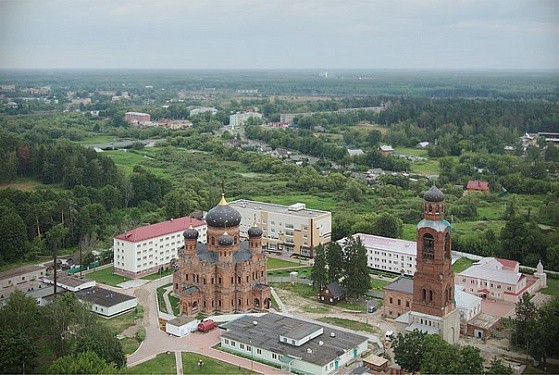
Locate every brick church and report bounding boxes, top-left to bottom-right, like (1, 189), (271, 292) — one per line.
(173, 194), (271, 316)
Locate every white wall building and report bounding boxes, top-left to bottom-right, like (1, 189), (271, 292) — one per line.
(339, 234), (417, 276)
(166, 316), (199, 337)
(76, 286), (137, 317)
(114, 217), (207, 278)
(229, 200), (332, 257)
(229, 112), (263, 128)
(189, 107), (218, 117)
(221, 313), (368, 375)
(0, 265), (47, 304)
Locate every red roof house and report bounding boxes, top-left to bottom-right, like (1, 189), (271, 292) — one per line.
(466, 180), (490, 194)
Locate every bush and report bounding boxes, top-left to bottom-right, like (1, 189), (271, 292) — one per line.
(136, 327), (146, 343)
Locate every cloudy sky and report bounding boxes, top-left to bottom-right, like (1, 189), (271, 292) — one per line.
(1, 0), (557, 70)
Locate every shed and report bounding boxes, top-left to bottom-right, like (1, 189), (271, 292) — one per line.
(319, 282), (347, 305)
(166, 316), (199, 337)
(363, 353), (389, 372)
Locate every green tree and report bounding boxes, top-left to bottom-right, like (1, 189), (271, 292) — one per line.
(392, 329), (427, 373)
(371, 212), (403, 238)
(74, 324), (126, 368)
(326, 242), (344, 283)
(0, 201), (29, 263)
(0, 291), (42, 374)
(310, 244), (328, 291)
(46, 223), (69, 296)
(342, 236), (370, 298)
(487, 356), (512, 374)
(512, 292), (537, 348)
(47, 351), (116, 374)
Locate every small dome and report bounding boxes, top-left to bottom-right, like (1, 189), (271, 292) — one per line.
(424, 185), (444, 202)
(183, 226), (199, 240)
(248, 225), (263, 238)
(217, 232), (234, 247)
(205, 195), (242, 228)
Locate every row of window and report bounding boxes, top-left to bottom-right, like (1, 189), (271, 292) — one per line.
(464, 278), (513, 291)
(372, 251), (413, 261)
(223, 339), (270, 358)
(186, 271), (264, 285)
(388, 297), (410, 308)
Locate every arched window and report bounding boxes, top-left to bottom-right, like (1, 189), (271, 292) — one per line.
(211, 237), (215, 246)
(429, 290), (434, 302)
(422, 234), (435, 261)
(422, 288), (426, 301)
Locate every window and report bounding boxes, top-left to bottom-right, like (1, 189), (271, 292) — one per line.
(256, 349), (261, 355)
(397, 299), (401, 306)
(246, 345), (251, 351)
(389, 297), (393, 304)
(406, 301), (410, 308)
(224, 339), (229, 345)
(240, 344), (245, 349)
(272, 353), (278, 360)
(422, 234), (434, 260)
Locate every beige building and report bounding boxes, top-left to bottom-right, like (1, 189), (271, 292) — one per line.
(0, 265), (47, 304)
(229, 200), (332, 257)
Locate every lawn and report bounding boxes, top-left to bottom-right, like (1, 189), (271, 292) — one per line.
(370, 277), (391, 290)
(266, 257), (300, 270)
(268, 266), (313, 278)
(394, 147), (429, 158)
(452, 257), (475, 273)
(410, 159), (440, 175)
(142, 268), (174, 280)
(120, 337), (140, 355)
(169, 294), (180, 315)
(77, 135), (118, 145)
(541, 277), (559, 297)
(316, 317), (378, 334)
(157, 283), (172, 314)
(181, 352), (255, 374)
(104, 309), (137, 335)
(123, 352), (176, 374)
(303, 305), (331, 314)
(85, 266), (130, 287)
(0, 177), (56, 191)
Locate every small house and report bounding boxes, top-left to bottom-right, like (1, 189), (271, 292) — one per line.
(319, 283), (346, 305)
(465, 180), (490, 194)
(378, 145), (394, 157)
(166, 316), (199, 337)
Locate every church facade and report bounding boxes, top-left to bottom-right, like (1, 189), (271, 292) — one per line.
(173, 195), (272, 316)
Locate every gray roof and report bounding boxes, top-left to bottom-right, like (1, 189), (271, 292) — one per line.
(221, 313), (368, 367)
(324, 283), (346, 298)
(167, 316), (197, 327)
(196, 241), (254, 264)
(229, 199), (330, 218)
(0, 265), (45, 280)
(384, 277), (413, 294)
(76, 286), (136, 308)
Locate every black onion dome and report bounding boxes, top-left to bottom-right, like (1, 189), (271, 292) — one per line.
(205, 195), (242, 228)
(217, 232), (234, 247)
(424, 185), (444, 202)
(248, 225), (263, 238)
(183, 225), (199, 240)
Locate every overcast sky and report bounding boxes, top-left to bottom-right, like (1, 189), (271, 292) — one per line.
(1, 0), (557, 70)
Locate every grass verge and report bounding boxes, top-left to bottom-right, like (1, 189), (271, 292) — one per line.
(182, 352), (255, 374)
(316, 317), (378, 334)
(267, 257), (300, 270)
(122, 352), (176, 374)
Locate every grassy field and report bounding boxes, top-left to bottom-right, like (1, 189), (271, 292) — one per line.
(142, 268), (174, 280)
(316, 317), (378, 334)
(268, 266), (313, 278)
(452, 257), (475, 273)
(303, 305), (331, 314)
(394, 147), (429, 157)
(370, 277), (392, 290)
(85, 266), (130, 286)
(410, 159), (440, 175)
(181, 352), (255, 374)
(541, 277), (559, 297)
(120, 337), (140, 355)
(0, 177), (54, 191)
(77, 135), (119, 145)
(103, 150), (170, 178)
(266, 257), (300, 270)
(157, 284), (172, 314)
(123, 352), (176, 374)
(104, 310), (137, 335)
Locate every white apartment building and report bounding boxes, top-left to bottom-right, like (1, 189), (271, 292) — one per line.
(339, 233), (417, 276)
(113, 217), (206, 278)
(229, 112), (263, 128)
(189, 107), (218, 117)
(229, 200), (332, 257)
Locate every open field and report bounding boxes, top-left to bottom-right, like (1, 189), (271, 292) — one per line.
(394, 147), (429, 157)
(370, 277), (391, 290)
(123, 352), (176, 374)
(268, 266), (313, 278)
(103, 150), (170, 178)
(266, 257), (300, 270)
(85, 266), (131, 286)
(250, 193), (336, 212)
(0, 177), (62, 192)
(77, 135), (119, 145)
(104, 310), (137, 335)
(181, 352), (255, 374)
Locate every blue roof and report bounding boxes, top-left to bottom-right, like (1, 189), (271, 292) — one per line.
(417, 219), (452, 232)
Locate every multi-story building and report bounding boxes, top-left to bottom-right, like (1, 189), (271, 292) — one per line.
(229, 112), (263, 128)
(229, 200), (332, 257)
(124, 111), (151, 124)
(189, 107), (218, 117)
(456, 257), (547, 303)
(0, 265), (47, 304)
(113, 217), (206, 278)
(338, 234), (416, 276)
